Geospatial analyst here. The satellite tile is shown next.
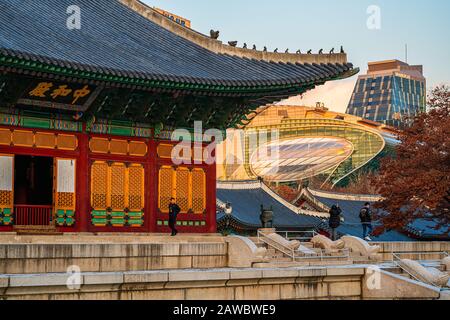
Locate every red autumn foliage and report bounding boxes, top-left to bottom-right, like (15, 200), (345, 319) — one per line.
(271, 185), (300, 203)
(372, 85), (450, 235)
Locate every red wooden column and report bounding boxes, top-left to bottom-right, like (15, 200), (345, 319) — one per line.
(206, 162), (217, 233)
(77, 128), (90, 232)
(147, 139), (158, 233)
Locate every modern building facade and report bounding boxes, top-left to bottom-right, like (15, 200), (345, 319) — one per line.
(217, 105), (398, 187)
(346, 60), (426, 128)
(0, 0), (356, 233)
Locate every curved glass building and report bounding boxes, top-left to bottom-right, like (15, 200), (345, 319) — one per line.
(250, 137), (354, 182)
(217, 105), (398, 187)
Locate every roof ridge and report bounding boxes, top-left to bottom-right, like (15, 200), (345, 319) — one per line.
(260, 183), (328, 218)
(120, 0), (349, 65)
(308, 188), (382, 202)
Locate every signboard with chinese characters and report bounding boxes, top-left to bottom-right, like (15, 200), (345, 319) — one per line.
(17, 80), (102, 112)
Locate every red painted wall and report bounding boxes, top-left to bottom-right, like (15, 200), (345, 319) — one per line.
(0, 125), (217, 234)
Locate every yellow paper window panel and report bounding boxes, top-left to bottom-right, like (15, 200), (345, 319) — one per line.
(129, 141), (148, 157)
(91, 161), (109, 210)
(157, 143), (192, 162)
(35, 132), (56, 149)
(55, 192), (75, 210)
(0, 155), (14, 208)
(158, 166), (206, 215)
(159, 166), (175, 213)
(128, 164), (145, 211)
(56, 134), (78, 151)
(53, 158), (76, 211)
(157, 144), (173, 159)
(12, 130), (34, 147)
(110, 163), (126, 210)
(191, 169), (206, 214)
(0, 191), (12, 208)
(0, 129), (77, 150)
(110, 139), (128, 156)
(91, 161), (145, 212)
(89, 138), (109, 154)
(90, 138), (147, 157)
(0, 129), (11, 146)
(176, 167), (191, 213)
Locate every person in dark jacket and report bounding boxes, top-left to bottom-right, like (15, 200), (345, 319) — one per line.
(328, 204), (342, 241)
(359, 202), (373, 241)
(168, 198), (181, 236)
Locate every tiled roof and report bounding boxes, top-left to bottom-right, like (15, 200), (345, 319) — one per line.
(314, 196), (413, 242)
(217, 182), (322, 230)
(0, 0), (356, 92)
(312, 189), (448, 241)
(406, 219), (449, 239)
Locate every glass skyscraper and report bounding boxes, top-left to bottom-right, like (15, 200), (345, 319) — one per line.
(346, 60), (426, 128)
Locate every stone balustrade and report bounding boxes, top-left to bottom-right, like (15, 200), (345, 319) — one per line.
(0, 266), (446, 300)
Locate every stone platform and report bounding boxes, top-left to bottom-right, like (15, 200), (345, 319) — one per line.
(374, 242), (450, 261)
(0, 234), (228, 274)
(1, 265), (447, 300)
(0, 234), (448, 300)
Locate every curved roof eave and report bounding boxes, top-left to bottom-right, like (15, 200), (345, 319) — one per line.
(0, 0), (359, 95)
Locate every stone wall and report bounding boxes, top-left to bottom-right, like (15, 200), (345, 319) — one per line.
(1, 267), (365, 300)
(374, 242), (450, 261)
(1, 266), (445, 300)
(0, 242), (228, 274)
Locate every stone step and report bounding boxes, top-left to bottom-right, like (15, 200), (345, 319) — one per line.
(268, 257), (295, 263)
(0, 241), (228, 274)
(13, 225), (63, 236)
(254, 259), (354, 268)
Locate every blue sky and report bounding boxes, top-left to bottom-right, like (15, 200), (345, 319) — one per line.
(143, 0), (450, 111)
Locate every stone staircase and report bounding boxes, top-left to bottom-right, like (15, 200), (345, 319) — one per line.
(251, 237), (354, 267)
(381, 261), (450, 291)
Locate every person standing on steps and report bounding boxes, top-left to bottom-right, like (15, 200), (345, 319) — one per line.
(360, 202), (374, 241)
(168, 198), (181, 236)
(328, 204), (342, 241)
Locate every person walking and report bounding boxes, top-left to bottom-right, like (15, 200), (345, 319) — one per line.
(359, 202), (373, 241)
(168, 198), (181, 236)
(328, 204), (342, 241)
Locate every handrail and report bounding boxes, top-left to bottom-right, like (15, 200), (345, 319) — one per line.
(257, 230), (350, 262)
(275, 230), (318, 242)
(392, 251), (449, 262)
(14, 205), (53, 226)
(392, 252), (449, 288)
(257, 230), (296, 261)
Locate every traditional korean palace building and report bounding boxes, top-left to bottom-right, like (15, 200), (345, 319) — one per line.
(0, 0), (357, 234)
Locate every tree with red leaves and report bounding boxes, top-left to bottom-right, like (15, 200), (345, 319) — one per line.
(373, 85), (450, 235)
(271, 184), (300, 203)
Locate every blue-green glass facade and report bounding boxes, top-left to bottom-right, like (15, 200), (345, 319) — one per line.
(347, 75), (426, 127)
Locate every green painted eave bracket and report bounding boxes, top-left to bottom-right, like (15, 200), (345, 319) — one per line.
(0, 53), (356, 96)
